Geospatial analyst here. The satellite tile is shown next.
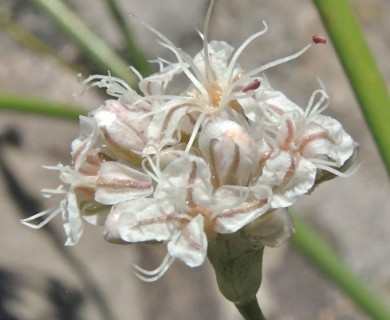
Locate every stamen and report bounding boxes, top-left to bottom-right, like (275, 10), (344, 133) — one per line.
(304, 88), (329, 119)
(245, 41), (314, 79)
(129, 66), (143, 81)
(141, 153), (161, 184)
(225, 21), (268, 87)
(312, 35), (327, 44)
(132, 15), (209, 98)
(242, 79), (261, 92)
(42, 164), (63, 171)
(41, 185), (66, 197)
(310, 157), (362, 175)
(133, 254), (175, 282)
(21, 207), (61, 229)
(136, 96), (194, 120)
(203, 0), (216, 84)
(184, 112), (206, 154)
(83, 73), (135, 98)
(313, 162), (362, 178)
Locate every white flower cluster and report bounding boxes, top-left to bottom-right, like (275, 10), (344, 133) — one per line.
(22, 4), (357, 281)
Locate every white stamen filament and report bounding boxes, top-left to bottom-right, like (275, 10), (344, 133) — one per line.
(132, 16), (209, 98)
(21, 207), (61, 229)
(225, 21), (268, 88)
(129, 66), (143, 81)
(185, 112), (206, 154)
(133, 254), (175, 282)
(304, 88), (329, 119)
(203, 0), (216, 85)
(313, 162), (361, 178)
(244, 42), (313, 80)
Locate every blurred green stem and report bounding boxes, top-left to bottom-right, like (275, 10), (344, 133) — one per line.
(0, 13), (88, 75)
(313, 0), (390, 175)
(30, 0), (137, 86)
(0, 94), (86, 120)
(102, 0), (150, 75)
(292, 215), (390, 320)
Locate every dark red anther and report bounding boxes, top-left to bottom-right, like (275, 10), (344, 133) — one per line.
(242, 79), (261, 92)
(312, 35), (327, 44)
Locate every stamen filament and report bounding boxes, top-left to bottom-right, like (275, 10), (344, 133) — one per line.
(21, 207), (61, 229)
(133, 254), (175, 282)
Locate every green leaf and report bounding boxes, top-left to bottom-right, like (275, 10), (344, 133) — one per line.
(292, 214), (390, 320)
(30, 0), (138, 87)
(313, 0), (390, 175)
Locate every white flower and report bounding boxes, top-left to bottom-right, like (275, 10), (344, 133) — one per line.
(130, 3), (324, 153)
(22, 116), (154, 245)
(106, 154), (271, 280)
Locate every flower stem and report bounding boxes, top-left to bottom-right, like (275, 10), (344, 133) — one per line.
(235, 298), (266, 320)
(313, 0), (390, 175)
(207, 232), (265, 319)
(291, 214), (390, 320)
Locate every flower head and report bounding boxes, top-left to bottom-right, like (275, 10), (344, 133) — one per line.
(22, 0), (357, 283)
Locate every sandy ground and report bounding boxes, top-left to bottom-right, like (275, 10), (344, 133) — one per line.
(0, 0), (389, 319)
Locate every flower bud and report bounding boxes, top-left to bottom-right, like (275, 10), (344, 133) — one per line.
(199, 119), (258, 187)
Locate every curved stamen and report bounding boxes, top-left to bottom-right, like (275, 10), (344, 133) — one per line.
(84, 73), (135, 97)
(41, 185), (66, 198)
(132, 15), (209, 98)
(304, 89), (329, 119)
(203, 0), (216, 85)
(313, 162), (362, 178)
(225, 21), (268, 88)
(244, 42), (314, 80)
(133, 254), (175, 282)
(184, 112), (207, 154)
(129, 66), (143, 82)
(21, 207), (61, 229)
(141, 152), (161, 184)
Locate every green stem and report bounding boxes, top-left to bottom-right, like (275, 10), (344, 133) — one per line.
(103, 0), (150, 76)
(313, 0), (390, 175)
(0, 93), (86, 120)
(291, 215), (390, 320)
(235, 298), (265, 320)
(30, 0), (137, 86)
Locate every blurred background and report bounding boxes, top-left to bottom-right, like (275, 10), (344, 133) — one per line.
(0, 0), (389, 319)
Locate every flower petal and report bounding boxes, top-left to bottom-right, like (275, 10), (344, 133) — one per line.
(62, 192), (84, 246)
(258, 151), (316, 208)
(145, 100), (196, 152)
(155, 155), (212, 209)
(213, 185), (271, 233)
(95, 162), (153, 205)
(167, 214), (207, 267)
(93, 100), (149, 155)
(71, 116), (99, 171)
(299, 115), (355, 166)
(244, 209), (295, 247)
(116, 199), (180, 243)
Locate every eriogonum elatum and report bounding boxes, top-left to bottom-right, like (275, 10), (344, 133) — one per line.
(22, 0), (357, 290)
